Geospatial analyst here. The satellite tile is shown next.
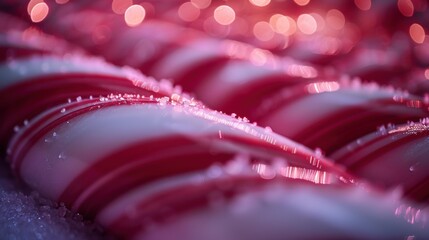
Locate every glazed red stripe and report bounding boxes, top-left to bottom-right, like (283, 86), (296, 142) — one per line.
(346, 132), (426, 171)
(171, 57), (230, 92)
(77, 150), (235, 217)
(10, 98), (157, 172)
(75, 136), (345, 215)
(217, 134), (343, 171)
(111, 44), (178, 75)
(253, 85), (309, 122)
(9, 98), (99, 163)
(0, 45), (49, 62)
(330, 126), (414, 166)
(218, 75), (310, 117)
(258, 90), (427, 153)
(141, 43), (190, 78)
(0, 73), (165, 147)
(108, 176), (318, 239)
(293, 107), (419, 154)
(0, 73), (162, 120)
(10, 99), (109, 171)
(59, 132), (334, 211)
(406, 176), (429, 202)
(59, 136), (206, 209)
(0, 73), (166, 98)
(331, 132), (399, 165)
(292, 98), (426, 144)
(102, 23), (195, 73)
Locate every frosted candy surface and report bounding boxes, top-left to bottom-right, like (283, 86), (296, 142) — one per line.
(0, 161), (105, 239)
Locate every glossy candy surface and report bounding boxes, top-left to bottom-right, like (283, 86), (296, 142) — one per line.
(332, 121), (429, 202)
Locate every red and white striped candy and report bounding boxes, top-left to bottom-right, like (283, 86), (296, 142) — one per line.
(0, 53), (174, 151)
(148, 38), (328, 118)
(29, 9), (428, 158)
(337, 37), (411, 87)
(331, 121), (429, 202)
(253, 80), (429, 155)
(190, 59), (321, 117)
(7, 95), (356, 238)
(0, 29), (81, 62)
(40, 6), (205, 70)
(149, 39), (229, 88)
(100, 20), (203, 69)
(29, 7), (329, 112)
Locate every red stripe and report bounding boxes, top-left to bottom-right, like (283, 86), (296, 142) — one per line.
(405, 176), (429, 202)
(0, 45), (50, 62)
(295, 107), (421, 155)
(136, 45), (181, 76)
(292, 99), (427, 153)
(173, 57), (230, 92)
(77, 149), (236, 217)
(107, 176), (328, 239)
(343, 130), (429, 202)
(346, 131), (426, 171)
(10, 98), (157, 173)
(256, 87), (427, 154)
(0, 72), (166, 99)
(0, 72), (167, 150)
(60, 134), (352, 216)
(59, 136), (205, 210)
(331, 132), (397, 166)
(253, 84), (309, 122)
(219, 74), (310, 117)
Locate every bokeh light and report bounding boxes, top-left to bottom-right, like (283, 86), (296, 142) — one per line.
(124, 4), (146, 27)
(297, 14), (317, 35)
(253, 21), (275, 41)
(27, 0), (44, 15)
(30, 2), (49, 23)
(326, 9), (345, 30)
(294, 0), (311, 6)
(112, 0), (133, 15)
(270, 14), (289, 33)
(249, 0), (271, 7)
(409, 23), (425, 44)
(191, 0), (211, 9)
(269, 14), (296, 36)
(214, 5), (235, 26)
(397, 0), (414, 17)
(55, 0), (69, 4)
(178, 2), (200, 22)
(354, 0), (371, 11)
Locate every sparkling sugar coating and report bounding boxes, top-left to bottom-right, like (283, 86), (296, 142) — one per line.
(0, 162), (107, 240)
